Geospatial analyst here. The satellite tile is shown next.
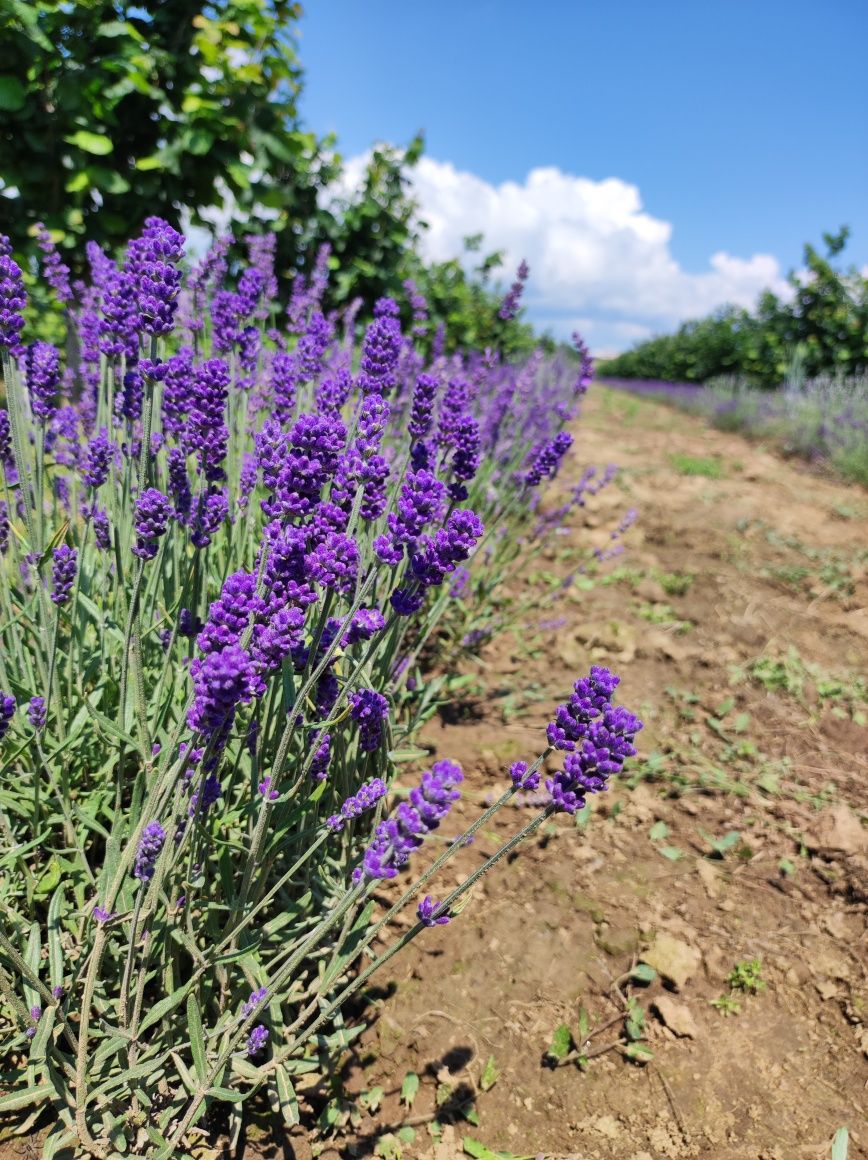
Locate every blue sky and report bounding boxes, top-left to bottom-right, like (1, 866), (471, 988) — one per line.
(298, 0), (868, 351)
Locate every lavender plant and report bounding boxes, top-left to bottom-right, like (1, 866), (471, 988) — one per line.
(0, 229), (642, 1156)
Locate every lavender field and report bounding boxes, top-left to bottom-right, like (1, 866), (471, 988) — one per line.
(602, 375), (868, 485)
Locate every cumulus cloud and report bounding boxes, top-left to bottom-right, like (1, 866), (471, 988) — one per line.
(337, 153), (790, 352)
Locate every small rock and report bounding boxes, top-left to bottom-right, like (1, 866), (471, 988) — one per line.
(636, 578), (668, 602)
(815, 978), (839, 1000)
(591, 1115), (620, 1140)
(697, 860), (722, 898)
(652, 995), (699, 1038)
(595, 923), (641, 957)
(806, 806), (867, 857)
(641, 934), (702, 990)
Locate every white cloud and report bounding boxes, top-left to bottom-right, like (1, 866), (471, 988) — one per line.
(338, 152), (791, 352)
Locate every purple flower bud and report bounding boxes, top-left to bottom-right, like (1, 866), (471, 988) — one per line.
(417, 896), (451, 926)
(50, 545), (77, 605)
(242, 986), (268, 1017)
(0, 246), (26, 351)
(246, 1024), (269, 1056)
(0, 692), (15, 740)
(326, 776), (387, 832)
(510, 761), (541, 791)
(28, 697), (46, 732)
(132, 488), (172, 561)
(133, 821), (166, 880)
(24, 342), (61, 423)
(349, 689), (390, 753)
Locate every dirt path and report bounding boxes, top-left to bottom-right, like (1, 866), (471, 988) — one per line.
(324, 388), (868, 1159)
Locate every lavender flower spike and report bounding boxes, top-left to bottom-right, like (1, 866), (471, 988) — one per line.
(326, 777), (388, 832)
(50, 545), (77, 605)
(417, 896), (451, 927)
(0, 692), (15, 740)
(0, 244), (26, 351)
(133, 821), (166, 881)
(545, 666), (643, 814)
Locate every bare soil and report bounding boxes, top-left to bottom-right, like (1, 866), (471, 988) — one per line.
(4, 389), (866, 1160)
(321, 390), (868, 1160)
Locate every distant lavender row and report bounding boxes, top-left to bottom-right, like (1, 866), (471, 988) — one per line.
(602, 376), (868, 486)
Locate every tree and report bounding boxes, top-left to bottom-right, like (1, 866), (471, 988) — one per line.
(0, 0), (331, 272)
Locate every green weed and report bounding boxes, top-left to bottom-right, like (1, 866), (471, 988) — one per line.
(668, 453), (726, 478)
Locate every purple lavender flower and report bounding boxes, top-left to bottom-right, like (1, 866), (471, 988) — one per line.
(0, 246), (26, 351)
(389, 470), (447, 550)
(525, 431), (573, 487)
(0, 501), (8, 555)
(161, 348), (194, 437)
(99, 269), (139, 361)
(546, 665), (621, 752)
(132, 488), (172, 561)
(127, 217), (185, 336)
(409, 372), (439, 441)
(50, 545), (77, 605)
(545, 668), (642, 814)
(251, 605), (306, 675)
(309, 730), (331, 782)
(403, 278), (428, 336)
(167, 448), (192, 520)
(28, 697), (46, 732)
(326, 776), (388, 831)
(358, 315), (403, 394)
(410, 509), (485, 589)
(242, 986), (268, 1017)
(342, 607), (386, 646)
(499, 259), (529, 321)
(91, 508), (111, 551)
(133, 821), (166, 881)
(572, 331), (594, 395)
(246, 1024), (269, 1056)
(357, 760), (463, 880)
(349, 689), (390, 753)
(92, 906), (114, 924)
(81, 429), (113, 490)
(258, 777), (279, 801)
(0, 692), (15, 740)
(510, 761), (541, 791)
(187, 644), (256, 740)
(197, 571), (265, 655)
(448, 414), (481, 500)
(185, 359), (230, 481)
(188, 772), (222, 817)
(24, 342), (61, 423)
(306, 531), (359, 596)
(417, 896), (450, 926)
(189, 489), (228, 549)
(35, 224), (72, 304)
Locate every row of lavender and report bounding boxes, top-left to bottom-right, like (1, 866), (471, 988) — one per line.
(0, 223), (640, 1157)
(601, 375), (868, 485)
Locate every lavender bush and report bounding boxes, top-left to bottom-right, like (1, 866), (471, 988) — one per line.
(602, 374), (868, 485)
(0, 224), (641, 1156)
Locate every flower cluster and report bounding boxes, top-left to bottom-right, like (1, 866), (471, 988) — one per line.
(356, 760), (463, 880)
(545, 666), (643, 813)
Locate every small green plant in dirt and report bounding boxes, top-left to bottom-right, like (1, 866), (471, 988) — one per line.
(711, 960), (768, 1018)
(636, 601), (693, 633)
(668, 453), (726, 478)
(734, 649), (867, 722)
(728, 958), (766, 994)
(656, 570), (694, 596)
(544, 963), (656, 1072)
(710, 993), (742, 1017)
